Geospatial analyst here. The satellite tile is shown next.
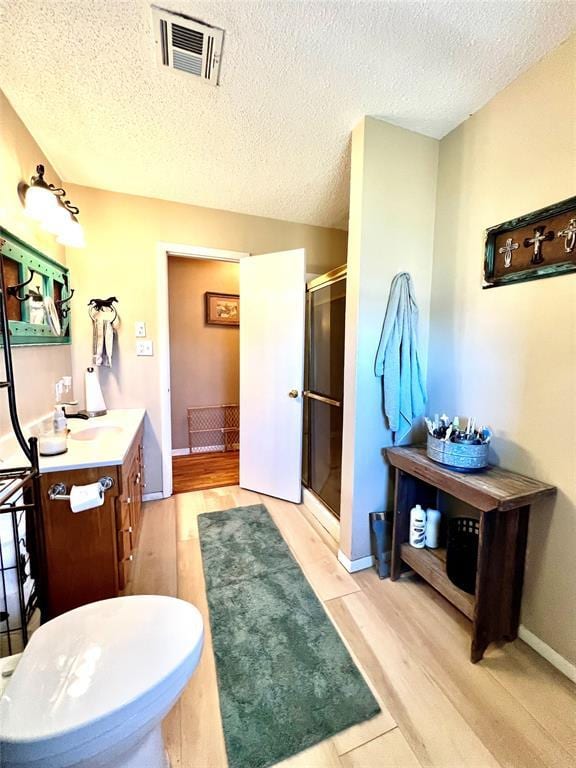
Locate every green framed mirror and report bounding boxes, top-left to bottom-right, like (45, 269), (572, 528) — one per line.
(0, 227), (72, 345)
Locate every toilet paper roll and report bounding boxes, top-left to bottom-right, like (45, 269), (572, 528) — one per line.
(70, 482), (105, 513)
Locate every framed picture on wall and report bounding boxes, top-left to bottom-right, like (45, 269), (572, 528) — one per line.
(483, 195), (576, 288)
(205, 292), (240, 326)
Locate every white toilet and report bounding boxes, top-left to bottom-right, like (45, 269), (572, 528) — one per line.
(0, 594), (204, 768)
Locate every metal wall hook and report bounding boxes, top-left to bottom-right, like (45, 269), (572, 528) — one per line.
(7, 269), (36, 302)
(55, 288), (75, 318)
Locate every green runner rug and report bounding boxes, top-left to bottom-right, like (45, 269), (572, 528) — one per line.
(198, 503), (380, 768)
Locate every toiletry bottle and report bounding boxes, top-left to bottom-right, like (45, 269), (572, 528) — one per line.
(53, 405), (67, 433)
(409, 504), (427, 548)
(425, 508), (442, 549)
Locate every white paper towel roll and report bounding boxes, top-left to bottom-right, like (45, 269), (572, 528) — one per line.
(70, 482), (105, 513)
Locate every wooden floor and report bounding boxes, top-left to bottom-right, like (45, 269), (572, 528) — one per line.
(172, 451), (239, 493)
(130, 486), (576, 768)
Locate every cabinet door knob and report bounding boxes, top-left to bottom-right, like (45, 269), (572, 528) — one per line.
(127, 497), (131, 504)
(128, 554), (133, 562)
(128, 526), (133, 534)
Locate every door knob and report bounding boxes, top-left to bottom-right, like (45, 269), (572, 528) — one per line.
(288, 389), (299, 398)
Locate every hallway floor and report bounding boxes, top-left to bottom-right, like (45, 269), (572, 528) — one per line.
(130, 487), (576, 768)
(172, 451), (239, 493)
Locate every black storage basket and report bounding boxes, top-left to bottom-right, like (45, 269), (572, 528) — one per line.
(446, 517), (479, 595)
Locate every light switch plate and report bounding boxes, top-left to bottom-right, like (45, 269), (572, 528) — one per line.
(135, 321), (146, 337)
(136, 340), (153, 356)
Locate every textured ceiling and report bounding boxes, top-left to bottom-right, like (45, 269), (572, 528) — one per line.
(1, 1), (574, 229)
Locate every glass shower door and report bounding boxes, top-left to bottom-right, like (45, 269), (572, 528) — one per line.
(303, 268), (346, 518)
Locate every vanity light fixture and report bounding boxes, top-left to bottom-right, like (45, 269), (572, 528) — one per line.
(18, 164), (85, 248)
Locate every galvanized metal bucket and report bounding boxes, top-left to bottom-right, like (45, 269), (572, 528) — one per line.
(427, 434), (489, 471)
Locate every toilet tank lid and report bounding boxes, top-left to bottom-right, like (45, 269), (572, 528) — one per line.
(0, 595), (203, 743)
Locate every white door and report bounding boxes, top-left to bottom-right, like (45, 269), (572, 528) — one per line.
(240, 249), (306, 502)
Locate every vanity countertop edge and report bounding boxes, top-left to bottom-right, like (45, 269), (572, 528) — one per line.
(4, 408), (146, 474)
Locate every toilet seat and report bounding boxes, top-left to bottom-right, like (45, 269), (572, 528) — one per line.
(0, 595), (204, 767)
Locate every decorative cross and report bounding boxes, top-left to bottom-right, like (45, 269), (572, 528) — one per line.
(523, 226), (554, 264)
(498, 237), (519, 268)
(558, 218), (576, 253)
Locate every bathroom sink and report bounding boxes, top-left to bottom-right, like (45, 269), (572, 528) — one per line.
(71, 425), (123, 441)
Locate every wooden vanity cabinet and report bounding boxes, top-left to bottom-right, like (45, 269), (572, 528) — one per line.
(116, 434), (144, 590)
(40, 425), (144, 619)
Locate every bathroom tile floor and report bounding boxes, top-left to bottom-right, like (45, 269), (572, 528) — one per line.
(130, 486), (576, 768)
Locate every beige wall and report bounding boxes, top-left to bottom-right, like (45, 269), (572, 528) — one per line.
(0, 91), (71, 443)
(341, 117), (439, 561)
(168, 257), (239, 450)
(428, 36), (576, 664)
(65, 184), (347, 494)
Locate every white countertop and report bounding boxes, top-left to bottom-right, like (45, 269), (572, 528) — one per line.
(2, 409), (146, 474)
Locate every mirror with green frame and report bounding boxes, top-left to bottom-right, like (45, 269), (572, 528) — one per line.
(0, 228), (72, 345)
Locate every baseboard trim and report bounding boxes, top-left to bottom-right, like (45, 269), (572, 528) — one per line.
(337, 550), (374, 573)
(171, 448), (190, 456)
(518, 624), (576, 683)
(142, 492), (164, 502)
(302, 488), (340, 543)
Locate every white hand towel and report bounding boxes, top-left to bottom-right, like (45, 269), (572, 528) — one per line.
(92, 311), (115, 367)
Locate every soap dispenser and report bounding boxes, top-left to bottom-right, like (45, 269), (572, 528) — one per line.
(53, 404), (67, 433)
(55, 376), (79, 415)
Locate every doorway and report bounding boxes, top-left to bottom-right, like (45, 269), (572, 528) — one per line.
(157, 244), (248, 498)
(168, 256), (241, 493)
(157, 244), (307, 503)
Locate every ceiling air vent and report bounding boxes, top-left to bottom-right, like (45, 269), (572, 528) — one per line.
(151, 6), (224, 85)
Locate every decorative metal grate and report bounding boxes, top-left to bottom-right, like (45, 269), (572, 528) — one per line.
(0, 469), (41, 657)
(188, 404), (239, 454)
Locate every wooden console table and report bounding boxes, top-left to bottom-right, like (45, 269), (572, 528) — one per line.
(386, 446), (555, 662)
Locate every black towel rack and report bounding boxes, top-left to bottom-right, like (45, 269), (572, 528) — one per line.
(88, 296), (119, 324)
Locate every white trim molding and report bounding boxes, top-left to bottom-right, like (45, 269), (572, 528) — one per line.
(518, 625), (576, 683)
(142, 492), (164, 502)
(337, 549), (374, 573)
(161, 242), (246, 262)
(302, 488), (340, 543)
(171, 448), (190, 456)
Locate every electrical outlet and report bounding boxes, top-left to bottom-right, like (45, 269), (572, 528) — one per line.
(136, 340), (153, 356)
(135, 321), (146, 337)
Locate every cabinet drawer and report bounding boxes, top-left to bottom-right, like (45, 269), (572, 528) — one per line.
(117, 500), (131, 531)
(117, 527), (134, 561)
(118, 555), (134, 591)
(119, 426), (144, 497)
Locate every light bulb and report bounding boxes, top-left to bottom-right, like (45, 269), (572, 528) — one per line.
(57, 217), (85, 248)
(24, 184), (57, 220)
(42, 203), (72, 235)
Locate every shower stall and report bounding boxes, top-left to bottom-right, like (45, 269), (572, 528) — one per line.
(302, 265), (346, 518)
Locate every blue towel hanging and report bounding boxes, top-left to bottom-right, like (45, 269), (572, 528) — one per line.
(374, 272), (426, 444)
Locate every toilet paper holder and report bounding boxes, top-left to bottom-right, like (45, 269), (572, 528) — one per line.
(48, 476), (115, 501)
